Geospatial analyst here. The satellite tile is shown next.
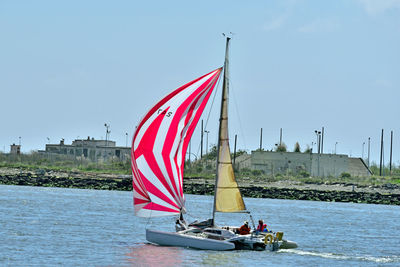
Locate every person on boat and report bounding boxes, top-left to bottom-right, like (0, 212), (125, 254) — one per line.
(238, 221), (251, 235)
(256, 219), (268, 233)
(175, 212), (188, 232)
(256, 219), (272, 234)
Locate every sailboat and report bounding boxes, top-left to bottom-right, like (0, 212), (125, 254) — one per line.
(131, 37), (297, 251)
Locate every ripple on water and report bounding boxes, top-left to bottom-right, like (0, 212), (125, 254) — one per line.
(0, 185), (399, 266)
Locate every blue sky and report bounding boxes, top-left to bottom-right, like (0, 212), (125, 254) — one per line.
(0, 0), (399, 165)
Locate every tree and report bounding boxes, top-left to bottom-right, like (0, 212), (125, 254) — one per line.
(294, 142), (301, 152)
(232, 149), (247, 158)
(304, 145), (312, 153)
(276, 143), (287, 152)
(204, 144), (217, 160)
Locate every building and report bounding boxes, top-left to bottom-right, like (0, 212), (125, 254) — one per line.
(235, 150), (371, 177)
(44, 137), (131, 161)
(10, 144), (21, 155)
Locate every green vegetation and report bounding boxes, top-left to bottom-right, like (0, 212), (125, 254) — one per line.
(203, 145), (217, 160)
(294, 142), (301, 153)
(0, 152), (131, 174)
(303, 145), (312, 153)
(275, 143), (287, 152)
(1, 151), (399, 187)
(340, 172), (351, 178)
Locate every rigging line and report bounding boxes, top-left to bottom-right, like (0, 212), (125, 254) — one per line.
(194, 74), (222, 157)
(185, 211), (198, 220)
(145, 203), (154, 230)
(230, 78), (248, 151)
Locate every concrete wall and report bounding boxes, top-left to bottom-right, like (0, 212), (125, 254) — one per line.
(235, 151), (369, 177)
(251, 151), (312, 176)
(235, 154), (251, 169)
(310, 153), (348, 177)
(348, 158), (372, 177)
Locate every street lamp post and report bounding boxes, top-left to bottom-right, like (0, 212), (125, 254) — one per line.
(335, 142), (338, 154)
(204, 130), (210, 155)
(315, 130), (321, 177)
(125, 132), (128, 147)
(314, 130), (321, 153)
(104, 123), (110, 160)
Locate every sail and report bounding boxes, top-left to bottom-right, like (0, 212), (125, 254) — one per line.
(132, 68), (222, 217)
(213, 38), (246, 213)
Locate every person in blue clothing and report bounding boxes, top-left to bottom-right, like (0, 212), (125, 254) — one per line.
(256, 219), (270, 233)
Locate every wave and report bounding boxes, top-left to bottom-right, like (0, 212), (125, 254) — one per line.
(279, 249), (400, 263)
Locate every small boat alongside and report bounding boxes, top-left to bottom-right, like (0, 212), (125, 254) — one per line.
(131, 36), (297, 252)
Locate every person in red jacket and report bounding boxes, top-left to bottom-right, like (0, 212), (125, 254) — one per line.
(256, 219), (271, 233)
(256, 219), (267, 233)
(238, 221), (251, 235)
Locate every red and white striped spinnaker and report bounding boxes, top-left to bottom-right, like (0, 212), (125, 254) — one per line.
(131, 68), (222, 217)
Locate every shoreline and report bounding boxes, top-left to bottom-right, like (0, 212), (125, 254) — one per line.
(1, 168), (399, 205)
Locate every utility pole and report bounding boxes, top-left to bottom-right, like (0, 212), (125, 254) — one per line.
(321, 127), (324, 154)
(279, 128), (282, 146)
(81, 138), (84, 166)
(315, 130), (321, 177)
(259, 128), (263, 151)
(188, 140), (191, 165)
(380, 129), (384, 176)
(233, 134), (237, 170)
(368, 137), (370, 168)
(390, 131), (393, 175)
(200, 120), (203, 159)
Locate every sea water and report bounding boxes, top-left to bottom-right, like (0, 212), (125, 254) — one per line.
(0, 184), (399, 266)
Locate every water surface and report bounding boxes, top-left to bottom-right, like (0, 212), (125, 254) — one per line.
(1, 185), (399, 266)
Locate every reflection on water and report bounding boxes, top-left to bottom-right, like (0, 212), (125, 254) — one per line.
(199, 251), (241, 266)
(125, 244), (183, 267)
(125, 243), (243, 267)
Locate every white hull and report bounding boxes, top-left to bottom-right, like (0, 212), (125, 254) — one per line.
(146, 229), (235, 251)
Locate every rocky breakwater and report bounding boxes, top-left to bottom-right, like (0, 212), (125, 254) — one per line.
(1, 168), (399, 205)
(0, 168), (132, 191)
(183, 178), (400, 206)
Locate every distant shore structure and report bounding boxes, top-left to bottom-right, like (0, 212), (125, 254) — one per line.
(10, 144), (21, 155)
(41, 136), (130, 161)
(235, 150), (371, 178)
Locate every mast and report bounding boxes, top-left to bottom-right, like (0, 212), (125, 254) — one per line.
(212, 37), (247, 225)
(212, 37), (230, 224)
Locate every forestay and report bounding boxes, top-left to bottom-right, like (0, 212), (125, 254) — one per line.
(131, 68), (222, 217)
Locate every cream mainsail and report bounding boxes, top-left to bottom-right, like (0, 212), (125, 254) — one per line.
(213, 37), (246, 217)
